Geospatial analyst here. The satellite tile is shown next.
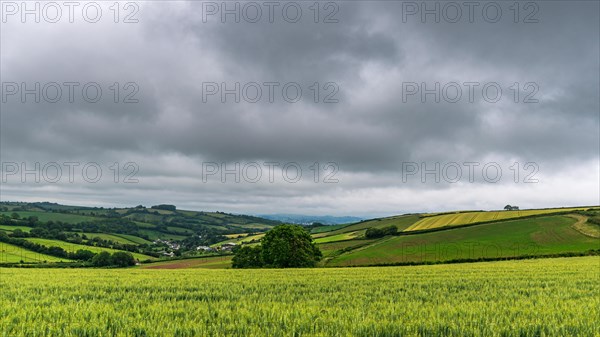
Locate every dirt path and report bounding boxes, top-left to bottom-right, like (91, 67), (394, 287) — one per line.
(567, 214), (600, 238)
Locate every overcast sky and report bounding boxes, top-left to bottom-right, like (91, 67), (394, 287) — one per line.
(0, 1), (598, 217)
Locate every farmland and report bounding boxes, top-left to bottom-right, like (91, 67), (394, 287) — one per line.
(0, 242), (72, 263)
(0, 211), (97, 224)
(325, 215), (599, 266)
(140, 255), (233, 269)
(0, 257), (598, 336)
(406, 207), (595, 232)
(24, 238), (156, 261)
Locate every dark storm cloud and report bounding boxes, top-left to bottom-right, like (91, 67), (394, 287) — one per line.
(1, 1), (598, 215)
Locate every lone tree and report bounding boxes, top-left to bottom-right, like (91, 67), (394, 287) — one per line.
(232, 246), (263, 268)
(233, 225), (322, 268)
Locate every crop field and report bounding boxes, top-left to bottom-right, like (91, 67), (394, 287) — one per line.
(405, 207), (593, 231)
(24, 238), (156, 261)
(0, 257), (598, 337)
(327, 215), (599, 266)
(0, 242), (72, 263)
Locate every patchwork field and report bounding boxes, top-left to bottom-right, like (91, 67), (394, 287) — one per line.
(314, 215), (420, 237)
(1, 257), (597, 336)
(327, 215), (599, 266)
(406, 207), (594, 231)
(24, 238), (156, 261)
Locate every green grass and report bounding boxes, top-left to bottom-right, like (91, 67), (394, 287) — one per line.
(310, 223), (353, 234)
(140, 256), (233, 269)
(0, 257), (597, 336)
(139, 230), (187, 241)
(0, 242), (73, 263)
(328, 215), (600, 266)
(113, 234), (152, 245)
(165, 226), (195, 235)
(0, 211), (97, 224)
(317, 239), (377, 257)
(314, 231), (362, 243)
(134, 221), (157, 229)
(24, 238), (156, 261)
(81, 233), (140, 245)
(211, 233), (265, 247)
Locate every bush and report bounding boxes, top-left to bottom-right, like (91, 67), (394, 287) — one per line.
(91, 251), (136, 267)
(111, 252), (136, 267)
(71, 249), (96, 261)
(365, 225), (397, 238)
(91, 252), (113, 267)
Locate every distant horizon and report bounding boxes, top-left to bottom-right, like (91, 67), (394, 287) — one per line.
(2, 200), (598, 221)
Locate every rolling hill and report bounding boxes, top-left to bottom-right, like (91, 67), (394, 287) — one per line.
(1, 202), (598, 268)
(0, 201), (280, 265)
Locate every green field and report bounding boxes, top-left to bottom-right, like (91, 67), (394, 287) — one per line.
(0, 242), (72, 263)
(113, 233), (152, 245)
(141, 256), (233, 269)
(25, 238), (156, 261)
(310, 223), (352, 234)
(211, 233), (266, 247)
(406, 207), (594, 231)
(0, 225), (33, 233)
(317, 239), (377, 257)
(0, 257), (597, 336)
(0, 211), (96, 224)
(318, 215), (420, 237)
(81, 233), (140, 245)
(327, 215), (599, 266)
(139, 229), (187, 241)
(79, 232), (152, 246)
(314, 231), (362, 243)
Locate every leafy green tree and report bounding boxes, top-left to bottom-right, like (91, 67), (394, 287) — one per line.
(111, 252), (136, 267)
(91, 251), (112, 267)
(365, 225), (397, 238)
(232, 246), (263, 268)
(260, 225), (322, 268)
(72, 249), (95, 261)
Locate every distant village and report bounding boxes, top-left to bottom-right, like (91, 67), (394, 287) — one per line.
(153, 238), (237, 258)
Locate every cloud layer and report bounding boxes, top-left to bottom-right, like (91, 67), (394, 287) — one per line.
(1, 1), (598, 216)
